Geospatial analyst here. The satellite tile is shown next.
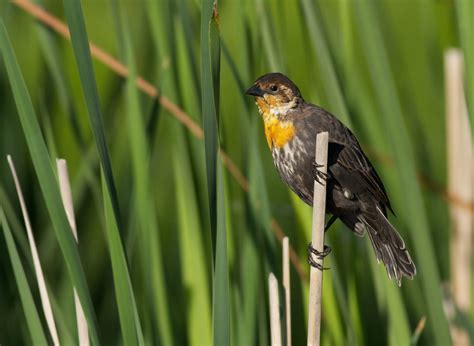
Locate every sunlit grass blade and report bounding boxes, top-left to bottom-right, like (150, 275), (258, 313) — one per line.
(120, 7), (171, 344)
(353, 2), (451, 344)
(173, 125), (212, 345)
(101, 171), (141, 345)
(298, 0), (350, 124)
(61, 0), (122, 233)
(1, 209), (48, 345)
(0, 20), (99, 344)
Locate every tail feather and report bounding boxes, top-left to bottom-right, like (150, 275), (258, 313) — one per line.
(361, 206), (416, 286)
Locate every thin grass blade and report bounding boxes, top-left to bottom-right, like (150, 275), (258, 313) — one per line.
(1, 209), (48, 345)
(61, 0), (122, 235)
(201, 0), (220, 255)
(101, 171), (140, 345)
(213, 160), (230, 346)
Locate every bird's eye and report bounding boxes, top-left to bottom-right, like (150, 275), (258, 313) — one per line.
(270, 85), (278, 92)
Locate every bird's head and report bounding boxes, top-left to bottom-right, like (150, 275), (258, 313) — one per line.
(245, 72), (301, 120)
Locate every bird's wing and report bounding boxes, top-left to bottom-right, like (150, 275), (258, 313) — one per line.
(301, 103), (393, 213)
(335, 143), (393, 213)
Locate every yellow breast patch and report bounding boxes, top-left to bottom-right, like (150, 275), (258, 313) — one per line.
(255, 98), (296, 149)
(264, 117), (295, 149)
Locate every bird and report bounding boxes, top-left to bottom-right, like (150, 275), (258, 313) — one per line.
(245, 72), (416, 286)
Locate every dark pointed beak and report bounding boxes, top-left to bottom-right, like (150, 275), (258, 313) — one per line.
(245, 84), (265, 97)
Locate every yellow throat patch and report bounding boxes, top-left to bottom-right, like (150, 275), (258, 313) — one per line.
(256, 99), (295, 149)
(264, 118), (295, 149)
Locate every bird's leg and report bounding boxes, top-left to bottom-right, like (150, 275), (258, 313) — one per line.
(325, 215), (338, 232)
(307, 242), (331, 270)
(312, 162), (328, 186)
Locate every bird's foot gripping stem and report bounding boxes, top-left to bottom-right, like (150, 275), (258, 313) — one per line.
(312, 162), (328, 186)
(307, 242), (331, 270)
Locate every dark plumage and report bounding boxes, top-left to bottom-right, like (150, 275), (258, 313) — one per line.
(246, 72), (416, 285)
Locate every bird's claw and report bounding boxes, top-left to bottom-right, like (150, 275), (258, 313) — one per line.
(313, 162), (328, 186)
(307, 242), (331, 270)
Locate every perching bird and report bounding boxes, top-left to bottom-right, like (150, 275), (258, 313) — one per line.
(245, 72), (416, 286)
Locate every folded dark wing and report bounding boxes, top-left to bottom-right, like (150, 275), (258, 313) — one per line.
(336, 143), (393, 214)
(300, 103), (393, 213)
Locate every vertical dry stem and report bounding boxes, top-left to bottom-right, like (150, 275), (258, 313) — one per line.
(7, 155), (60, 345)
(445, 49), (473, 346)
(57, 159), (89, 346)
(307, 132), (329, 346)
(282, 237), (291, 346)
(269, 273), (282, 345)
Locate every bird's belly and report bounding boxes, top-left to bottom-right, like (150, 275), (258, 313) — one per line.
(272, 138), (314, 204)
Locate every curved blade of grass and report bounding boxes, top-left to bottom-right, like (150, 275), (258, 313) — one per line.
(353, 3), (451, 344)
(0, 21), (99, 345)
(120, 8), (171, 344)
(1, 209), (48, 345)
(61, 0), (122, 236)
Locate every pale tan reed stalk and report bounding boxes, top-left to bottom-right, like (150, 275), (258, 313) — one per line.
(307, 132), (329, 346)
(444, 49), (473, 346)
(269, 272), (282, 346)
(7, 155), (60, 345)
(282, 237), (291, 346)
(57, 159), (89, 346)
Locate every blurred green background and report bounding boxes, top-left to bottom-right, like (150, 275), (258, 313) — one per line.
(0, 0), (472, 345)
